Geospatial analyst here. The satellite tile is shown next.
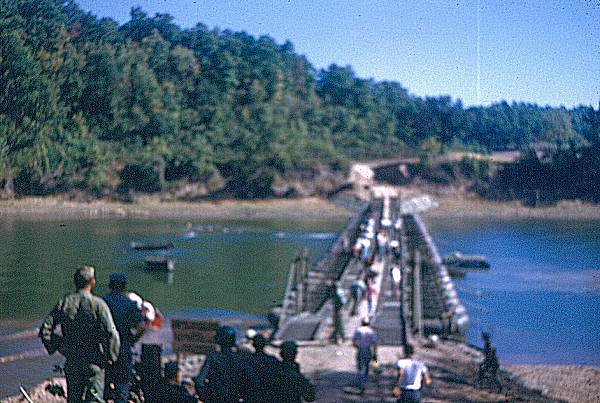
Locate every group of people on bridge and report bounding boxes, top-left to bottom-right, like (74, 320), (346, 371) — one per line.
(334, 213), (433, 402)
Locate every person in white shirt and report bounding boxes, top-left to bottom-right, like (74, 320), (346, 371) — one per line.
(376, 230), (388, 262)
(393, 344), (431, 402)
(352, 317), (377, 394)
(390, 265), (401, 300)
(380, 217), (392, 228)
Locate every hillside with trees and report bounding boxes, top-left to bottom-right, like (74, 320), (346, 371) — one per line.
(1, 0), (599, 202)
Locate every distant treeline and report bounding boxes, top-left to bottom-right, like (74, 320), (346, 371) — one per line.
(1, 0), (599, 200)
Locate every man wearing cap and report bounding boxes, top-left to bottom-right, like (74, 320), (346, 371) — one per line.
(39, 265), (120, 402)
(352, 317), (377, 394)
(193, 325), (258, 403)
(102, 272), (146, 403)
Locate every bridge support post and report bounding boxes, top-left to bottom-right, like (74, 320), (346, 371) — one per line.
(399, 215), (410, 348)
(297, 248), (308, 312)
(413, 250), (423, 338)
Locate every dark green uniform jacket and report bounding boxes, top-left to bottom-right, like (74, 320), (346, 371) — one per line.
(39, 289), (120, 369)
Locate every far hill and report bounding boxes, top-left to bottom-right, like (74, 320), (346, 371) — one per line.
(1, 1), (599, 203)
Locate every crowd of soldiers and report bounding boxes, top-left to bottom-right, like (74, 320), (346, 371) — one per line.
(194, 327), (314, 403)
(38, 265), (315, 403)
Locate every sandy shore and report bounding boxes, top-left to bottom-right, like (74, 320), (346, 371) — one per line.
(505, 365), (600, 403)
(424, 194), (600, 219)
(0, 196), (354, 219)
(2, 193), (600, 220)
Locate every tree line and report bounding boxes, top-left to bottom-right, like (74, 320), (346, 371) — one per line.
(1, 0), (599, 200)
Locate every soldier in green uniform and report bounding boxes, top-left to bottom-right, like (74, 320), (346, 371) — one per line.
(277, 340), (315, 402)
(330, 282), (347, 344)
(39, 265), (120, 403)
(193, 325), (258, 403)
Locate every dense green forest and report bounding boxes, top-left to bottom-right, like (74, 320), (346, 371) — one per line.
(1, 0), (599, 201)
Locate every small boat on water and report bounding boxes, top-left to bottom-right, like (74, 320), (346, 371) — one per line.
(130, 241), (174, 251)
(144, 256), (175, 272)
(442, 251), (490, 269)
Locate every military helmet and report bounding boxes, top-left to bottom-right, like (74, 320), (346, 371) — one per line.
(252, 334), (267, 351)
(214, 325), (237, 348)
(280, 340), (298, 360)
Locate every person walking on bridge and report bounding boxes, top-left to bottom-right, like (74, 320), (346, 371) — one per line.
(39, 265), (120, 403)
(330, 282), (347, 344)
(391, 265), (402, 301)
(376, 229), (389, 262)
(352, 317), (377, 394)
(393, 344), (431, 403)
(366, 277), (379, 318)
(350, 276), (366, 316)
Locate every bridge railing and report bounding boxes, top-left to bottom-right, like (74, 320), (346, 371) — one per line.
(402, 213), (469, 336)
(303, 201), (379, 312)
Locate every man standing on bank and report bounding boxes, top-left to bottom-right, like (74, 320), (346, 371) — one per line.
(193, 325), (258, 403)
(39, 265), (120, 403)
(102, 272), (146, 402)
(393, 344), (431, 403)
(278, 340), (315, 403)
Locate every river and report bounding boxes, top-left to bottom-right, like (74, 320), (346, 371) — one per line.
(424, 216), (600, 365)
(1, 214), (599, 397)
(0, 215), (346, 398)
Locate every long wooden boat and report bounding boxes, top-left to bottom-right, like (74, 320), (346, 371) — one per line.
(130, 241), (174, 251)
(442, 251), (490, 269)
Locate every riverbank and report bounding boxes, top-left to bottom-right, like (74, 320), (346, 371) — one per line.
(0, 196), (354, 219)
(2, 193), (600, 220)
(422, 193), (600, 219)
(505, 365), (600, 403)
(8, 341), (599, 403)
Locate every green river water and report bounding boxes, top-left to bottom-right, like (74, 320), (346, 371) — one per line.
(0, 215), (347, 397)
(0, 216), (347, 321)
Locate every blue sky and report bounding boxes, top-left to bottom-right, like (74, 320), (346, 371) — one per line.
(74, 0), (599, 108)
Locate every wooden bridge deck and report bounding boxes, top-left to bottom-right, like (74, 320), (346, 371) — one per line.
(275, 197), (467, 346)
